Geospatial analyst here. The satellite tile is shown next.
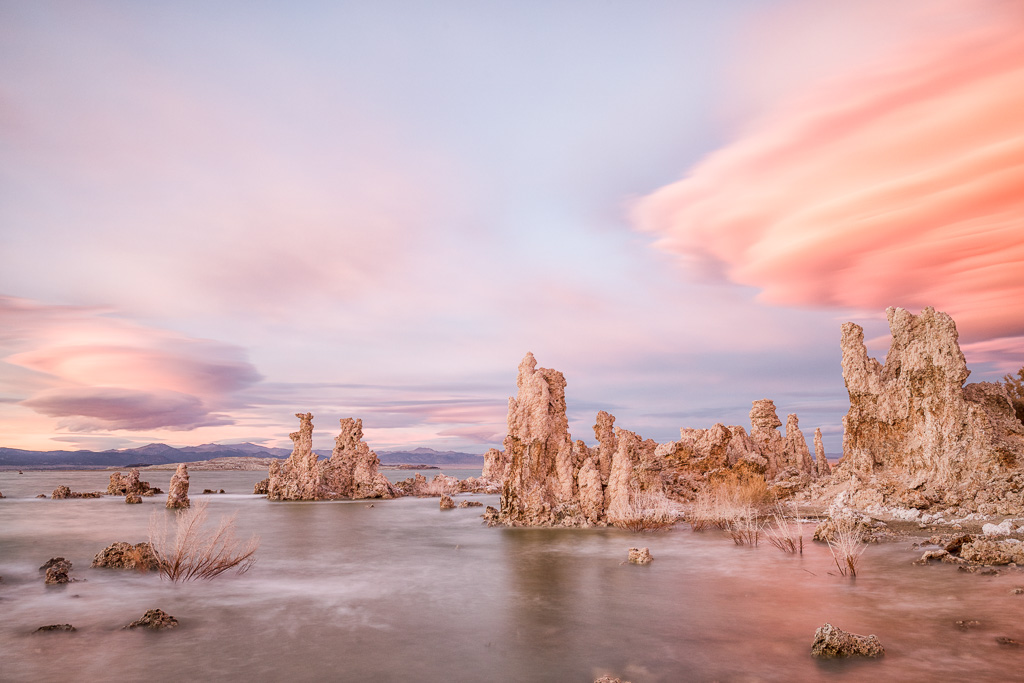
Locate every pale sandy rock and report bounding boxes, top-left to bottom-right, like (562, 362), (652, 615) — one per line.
(481, 447), (510, 483)
(577, 455), (605, 526)
(811, 623), (884, 658)
(983, 520), (1015, 536)
(750, 400), (787, 478)
(959, 539), (1024, 565)
(108, 469), (156, 496)
(253, 478), (269, 495)
(785, 414), (815, 476)
(836, 307), (1024, 510)
(628, 547), (653, 564)
(440, 494), (455, 510)
(594, 410), (617, 484)
(606, 428), (664, 526)
(266, 414), (397, 501)
(165, 463), (190, 509)
(814, 428), (831, 476)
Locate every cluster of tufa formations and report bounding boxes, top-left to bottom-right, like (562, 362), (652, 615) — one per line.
(261, 307), (1024, 522)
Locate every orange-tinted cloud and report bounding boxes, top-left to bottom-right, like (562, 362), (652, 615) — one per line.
(634, 0), (1024, 344)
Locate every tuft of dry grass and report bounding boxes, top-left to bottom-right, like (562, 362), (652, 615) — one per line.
(825, 515), (867, 577)
(765, 503), (803, 554)
(611, 490), (681, 532)
(149, 500), (259, 582)
(726, 506), (764, 546)
(687, 472), (773, 532)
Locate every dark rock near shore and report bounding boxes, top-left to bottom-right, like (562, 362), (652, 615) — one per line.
(51, 485), (102, 499)
(42, 558), (73, 584)
(124, 609), (178, 630)
(811, 623), (884, 658)
(92, 542), (158, 571)
(125, 493), (142, 504)
(458, 500), (483, 508)
(253, 478), (270, 495)
(35, 624), (76, 632)
(440, 494), (455, 510)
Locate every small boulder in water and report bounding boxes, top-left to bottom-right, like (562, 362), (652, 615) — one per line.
(35, 624), (76, 632)
(458, 500), (483, 508)
(165, 463), (190, 509)
(440, 494), (455, 510)
(811, 623), (884, 658)
(41, 558), (73, 585)
(628, 547), (653, 565)
(91, 542), (158, 571)
(125, 494), (142, 504)
(253, 478), (269, 495)
(124, 609), (178, 630)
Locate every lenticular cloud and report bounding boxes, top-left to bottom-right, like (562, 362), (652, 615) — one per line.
(633, 5), (1024, 346)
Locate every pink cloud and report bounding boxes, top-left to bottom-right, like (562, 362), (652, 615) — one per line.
(1, 296), (260, 431)
(633, 0), (1024, 344)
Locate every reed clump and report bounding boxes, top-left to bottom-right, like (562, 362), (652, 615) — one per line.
(765, 503), (804, 554)
(612, 490), (681, 532)
(825, 514), (867, 577)
(726, 506), (764, 546)
(687, 471), (773, 532)
(149, 500), (259, 582)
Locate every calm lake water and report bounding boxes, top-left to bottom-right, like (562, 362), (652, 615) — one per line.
(2, 470), (1023, 682)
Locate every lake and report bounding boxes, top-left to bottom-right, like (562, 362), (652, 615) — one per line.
(2, 470), (1022, 682)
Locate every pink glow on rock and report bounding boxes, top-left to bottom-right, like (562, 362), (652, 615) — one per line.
(634, 0), (1024, 344)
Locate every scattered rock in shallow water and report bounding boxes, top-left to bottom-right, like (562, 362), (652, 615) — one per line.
(915, 549), (949, 564)
(1011, 588), (1024, 595)
(811, 623), (884, 658)
(125, 494), (142, 504)
(40, 557), (69, 572)
(35, 624), (75, 632)
(440, 494), (455, 510)
(996, 637), (1021, 647)
(458, 500), (483, 508)
(628, 547), (653, 565)
(166, 463), (190, 509)
(91, 542), (158, 571)
(51, 485), (102, 499)
(959, 539), (1024, 565)
(253, 478), (270, 495)
(955, 620), (982, 630)
(594, 677), (631, 683)
(42, 559), (72, 585)
(124, 609), (178, 630)
(36, 493), (46, 498)
(483, 506), (499, 525)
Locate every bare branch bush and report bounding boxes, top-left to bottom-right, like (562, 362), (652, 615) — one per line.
(149, 500), (259, 582)
(825, 515), (867, 577)
(687, 472), (772, 532)
(726, 505), (764, 546)
(766, 502), (803, 554)
(611, 490), (681, 532)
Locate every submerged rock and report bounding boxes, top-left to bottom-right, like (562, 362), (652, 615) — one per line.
(125, 494), (142, 504)
(458, 500), (483, 508)
(51, 485), (102, 499)
(91, 542), (158, 571)
(811, 623), (884, 658)
(34, 624), (76, 632)
(628, 547), (653, 564)
(124, 609), (178, 630)
(41, 558), (72, 585)
(266, 414), (397, 501)
(165, 463), (190, 509)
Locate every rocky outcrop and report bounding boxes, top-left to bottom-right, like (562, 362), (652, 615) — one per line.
(51, 485), (102, 499)
(440, 494), (455, 510)
(481, 447), (511, 483)
(458, 499), (483, 508)
(266, 414), (397, 501)
(837, 307), (1024, 512)
(165, 463), (190, 509)
(124, 609), (178, 630)
(125, 494), (142, 504)
(814, 428), (831, 476)
(41, 558), (72, 584)
(628, 547), (653, 564)
(91, 542), (158, 571)
(107, 469), (158, 496)
(253, 478), (269, 495)
(811, 623), (884, 658)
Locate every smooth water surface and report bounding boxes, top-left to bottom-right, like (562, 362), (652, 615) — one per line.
(2, 471), (1023, 682)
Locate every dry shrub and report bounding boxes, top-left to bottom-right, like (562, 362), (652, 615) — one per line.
(687, 470), (772, 532)
(766, 503), (803, 554)
(611, 490), (681, 532)
(726, 506), (764, 546)
(825, 515), (867, 577)
(149, 500), (259, 582)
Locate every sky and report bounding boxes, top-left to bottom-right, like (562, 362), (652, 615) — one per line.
(2, 0), (1023, 455)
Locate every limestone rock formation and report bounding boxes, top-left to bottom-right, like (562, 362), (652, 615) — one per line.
(785, 414), (815, 476)
(814, 428), (831, 477)
(253, 478), (269, 495)
(837, 307), (1024, 512)
(628, 547), (653, 564)
(42, 558), (72, 584)
(165, 463), (190, 509)
(481, 447), (511, 483)
(458, 499), (483, 508)
(440, 494), (455, 510)
(124, 609), (178, 630)
(51, 485), (101, 499)
(125, 494), (142, 504)
(266, 414), (397, 501)
(91, 542), (158, 571)
(811, 623), (884, 658)
(108, 469), (157, 496)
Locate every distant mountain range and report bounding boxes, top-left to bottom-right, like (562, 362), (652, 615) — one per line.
(0, 442), (484, 469)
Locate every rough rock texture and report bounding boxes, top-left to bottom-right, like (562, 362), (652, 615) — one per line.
(814, 428), (831, 477)
(836, 307), (1024, 511)
(51, 485), (102, 499)
(165, 463), (190, 509)
(628, 547), (653, 564)
(497, 354), (671, 527)
(785, 414), (815, 476)
(266, 414), (397, 501)
(41, 558), (72, 584)
(108, 469), (157, 496)
(458, 500), (483, 508)
(124, 609), (178, 630)
(253, 478), (269, 495)
(35, 624), (76, 632)
(481, 446), (511, 484)
(811, 623), (885, 658)
(958, 539), (1024, 566)
(440, 494), (455, 510)
(91, 542), (158, 571)
(125, 494), (142, 504)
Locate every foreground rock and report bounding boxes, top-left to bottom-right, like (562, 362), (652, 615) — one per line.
(165, 463), (190, 509)
(266, 414), (397, 501)
(835, 307), (1024, 514)
(124, 609), (178, 630)
(253, 478), (269, 495)
(40, 558), (72, 584)
(35, 624), (76, 632)
(91, 542), (158, 571)
(628, 547), (653, 564)
(440, 494), (455, 510)
(811, 623), (884, 658)
(125, 493), (142, 504)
